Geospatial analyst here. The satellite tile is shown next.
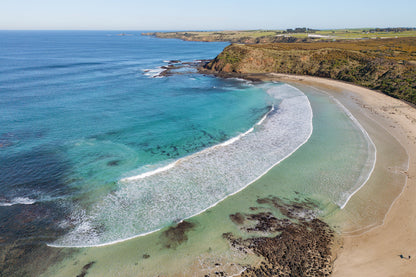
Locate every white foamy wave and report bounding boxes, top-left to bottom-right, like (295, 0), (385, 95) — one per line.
(122, 161), (177, 181)
(122, 106), (274, 182)
(229, 77), (253, 83)
(51, 83), (313, 247)
(0, 197), (36, 206)
(142, 67), (164, 78)
(329, 97), (376, 209)
(303, 85), (377, 209)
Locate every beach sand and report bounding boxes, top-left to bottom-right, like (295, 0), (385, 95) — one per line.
(266, 73), (416, 277)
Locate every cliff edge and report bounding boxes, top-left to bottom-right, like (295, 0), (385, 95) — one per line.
(204, 38), (416, 104)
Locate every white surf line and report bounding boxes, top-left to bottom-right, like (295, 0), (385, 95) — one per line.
(48, 227), (165, 248)
(302, 85), (377, 209)
(313, 85), (410, 228)
(333, 91), (410, 237)
(49, 85), (313, 248)
(330, 97), (377, 209)
(121, 105), (275, 182)
(0, 197), (36, 206)
(341, 172), (409, 237)
(297, 82), (411, 238)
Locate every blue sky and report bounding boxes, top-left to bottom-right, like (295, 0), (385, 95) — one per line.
(1, 0), (415, 30)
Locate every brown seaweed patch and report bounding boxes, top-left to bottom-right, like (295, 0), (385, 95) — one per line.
(0, 240), (77, 277)
(229, 212), (245, 225)
(107, 160), (121, 166)
(76, 261), (96, 277)
(160, 221), (195, 249)
(256, 196), (318, 221)
(245, 212), (291, 233)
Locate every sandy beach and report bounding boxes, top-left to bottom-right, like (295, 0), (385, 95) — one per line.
(266, 73), (416, 277)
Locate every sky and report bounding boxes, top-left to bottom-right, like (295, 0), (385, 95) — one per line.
(1, 0), (415, 30)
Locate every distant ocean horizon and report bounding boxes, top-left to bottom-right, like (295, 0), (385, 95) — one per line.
(0, 31), (374, 248)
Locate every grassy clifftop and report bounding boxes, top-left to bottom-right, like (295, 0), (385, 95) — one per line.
(143, 29), (416, 43)
(205, 38), (416, 104)
(142, 30), (313, 43)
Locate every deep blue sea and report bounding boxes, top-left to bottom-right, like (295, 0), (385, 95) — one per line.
(0, 31), (374, 248)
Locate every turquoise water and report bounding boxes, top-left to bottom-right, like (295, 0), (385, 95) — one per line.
(0, 31), (270, 242)
(0, 31), (375, 249)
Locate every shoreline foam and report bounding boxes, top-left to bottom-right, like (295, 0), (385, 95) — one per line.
(304, 87), (377, 210)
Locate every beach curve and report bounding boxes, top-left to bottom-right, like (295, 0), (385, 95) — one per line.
(266, 73), (415, 277)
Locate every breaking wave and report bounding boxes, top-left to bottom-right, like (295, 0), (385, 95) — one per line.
(0, 197), (36, 206)
(50, 84), (313, 247)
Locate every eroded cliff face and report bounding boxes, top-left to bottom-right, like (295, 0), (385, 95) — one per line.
(205, 38), (416, 104)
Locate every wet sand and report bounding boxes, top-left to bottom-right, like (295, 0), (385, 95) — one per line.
(266, 73), (416, 277)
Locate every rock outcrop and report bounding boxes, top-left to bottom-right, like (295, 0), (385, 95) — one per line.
(204, 38), (416, 104)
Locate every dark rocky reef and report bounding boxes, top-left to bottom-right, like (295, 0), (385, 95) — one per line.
(0, 201), (76, 277)
(148, 60), (211, 78)
(76, 261), (96, 277)
(221, 197), (336, 277)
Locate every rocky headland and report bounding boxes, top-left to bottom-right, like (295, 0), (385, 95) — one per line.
(142, 31), (316, 44)
(202, 38), (416, 104)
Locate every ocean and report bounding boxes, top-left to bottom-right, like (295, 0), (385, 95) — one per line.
(0, 31), (384, 270)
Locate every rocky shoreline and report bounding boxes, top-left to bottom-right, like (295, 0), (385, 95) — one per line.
(180, 196), (338, 277)
(227, 197), (336, 277)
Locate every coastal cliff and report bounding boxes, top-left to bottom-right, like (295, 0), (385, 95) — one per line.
(204, 38), (416, 104)
(142, 31), (313, 44)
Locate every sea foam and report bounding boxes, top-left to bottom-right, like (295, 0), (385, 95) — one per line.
(0, 197), (36, 206)
(50, 84), (313, 247)
(142, 67), (164, 78)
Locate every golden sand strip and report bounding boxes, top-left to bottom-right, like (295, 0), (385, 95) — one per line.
(267, 73), (416, 277)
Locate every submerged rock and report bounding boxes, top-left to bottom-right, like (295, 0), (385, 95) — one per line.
(229, 212), (245, 225)
(160, 220), (195, 249)
(76, 261), (96, 277)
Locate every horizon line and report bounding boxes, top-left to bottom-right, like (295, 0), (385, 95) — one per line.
(0, 26), (415, 32)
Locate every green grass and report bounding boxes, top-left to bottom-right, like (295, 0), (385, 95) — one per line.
(316, 29), (416, 39)
(144, 28), (416, 42)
